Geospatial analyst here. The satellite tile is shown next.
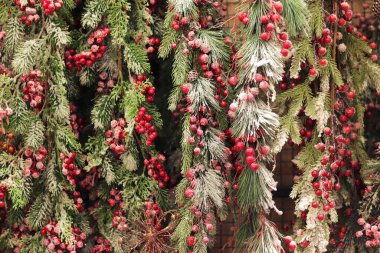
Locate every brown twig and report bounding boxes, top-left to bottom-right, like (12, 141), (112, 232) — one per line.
(330, 0), (339, 136)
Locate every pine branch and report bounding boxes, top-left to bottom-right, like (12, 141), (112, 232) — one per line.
(309, 0), (323, 37)
(282, 0), (309, 38)
(11, 39), (44, 74)
(82, 0), (109, 29)
(28, 194), (53, 229)
(168, 43), (192, 111)
(188, 77), (220, 114)
(2, 17), (24, 61)
(45, 19), (71, 49)
(107, 1), (131, 45)
(124, 43), (151, 75)
(91, 83), (123, 129)
(290, 39), (316, 78)
(25, 116), (45, 149)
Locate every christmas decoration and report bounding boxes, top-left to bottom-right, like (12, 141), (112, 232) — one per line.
(0, 0), (379, 252)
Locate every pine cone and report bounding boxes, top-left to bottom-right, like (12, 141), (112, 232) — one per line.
(188, 70), (198, 82)
(373, 0), (380, 17)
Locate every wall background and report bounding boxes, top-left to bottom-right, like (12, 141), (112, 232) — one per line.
(210, 0), (366, 252)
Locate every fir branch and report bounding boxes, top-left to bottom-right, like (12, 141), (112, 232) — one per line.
(232, 99), (279, 143)
(238, 163), (278, 213)
(48, 56), (70, 123)
(169, 0), (197, 17)
(100, 156), (116, 184)
(45, 19), (71, 49)
(91, 83), (123, 129)
(124, 43), (151, 75)
(181, 115), (193, 173)
(309, 0), (323, 37)
(282, 0), (309, 38)
(244, 1), (271, 36)
(238, 39), (284, 88)
(204, 127), (228, 162)
(25, 116), (45, 149)
(2, 17), (24, 60)
(158, 6), (180, 59)
(107, 1), (131, 45)
(82, 0), (109, 29)
(290, 39), (316, 78)
(9, 96), (31, 134)
(197, 30), (229, 63)
(194, 166), (224, 212)
(11, 39), (44, 74)
(44, 158), (62, 196)
(168, 43), (192, 111)
(188, 77), (220, 114)
(28, 194), (53, 229)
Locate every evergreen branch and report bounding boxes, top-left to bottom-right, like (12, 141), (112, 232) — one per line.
(82, 0), (109, 29)
(107, 1), (131, 45)
(2, 17), (24, 60)
(45, 19), (71, 49)
(290, 39), (315, 78)
(238, 163), (278, 213)
(11, 39), (44, 74)
(168, 43), (192, 111)
(282, 0), (309, 38)
(309, 0), (323, 37)
(188, 77), (220, 114)
(198, 30), (229, 63)
(28, 194), (53, 229)
(124, 43), (151, 75)
(91, 83), (123, 129)
(25, 116), (45, 149)
(238, 39), (284, 87)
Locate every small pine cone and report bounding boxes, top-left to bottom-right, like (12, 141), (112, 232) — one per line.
(373, 0), (380, 17)
(188, 70), (198, 82)
(190, 22), (201, 32)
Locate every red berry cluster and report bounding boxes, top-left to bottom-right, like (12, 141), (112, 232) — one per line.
(0, 64), (13, 77)
(106, 118), (127, 155)
(0, 185), (6, 210)
(170, 11), (190, 31)
(41, 221), (86, 252)
(41, 0), (63, 15)
(147, 37), (160, 54)
(90, 236), (112, 253)
(20, 70), (45, 109)
(14, 0), (40, 26)
(283, 235), (297, 251)
(143, 154), (169, 188)
(97, 72), (117, 93)
(69, 105), (85, 138)
(0, 31), (5, 48)
(65, 27), (110, 71)
(144, 201), (164, 230)
(132, 75), (156, 102)
(23, 146), (47, 178)
(112, 210), (129, 232)
(187, 114), (217, 155)
(356, 217), (380, 247)
(185, 208), (215, 248)
(60, 152), (81, 186)
(107, 188), (124, 209)
(353, 6), (379, 63)
(229, 134), (271, 171)
(140, 83), (156, 103)
(328, 225), (350, 249)
(0, 106), (13, 124)
(73, 191), (84, 213)
(134, 107), (157, 146)
(326, 1), (353, 28)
